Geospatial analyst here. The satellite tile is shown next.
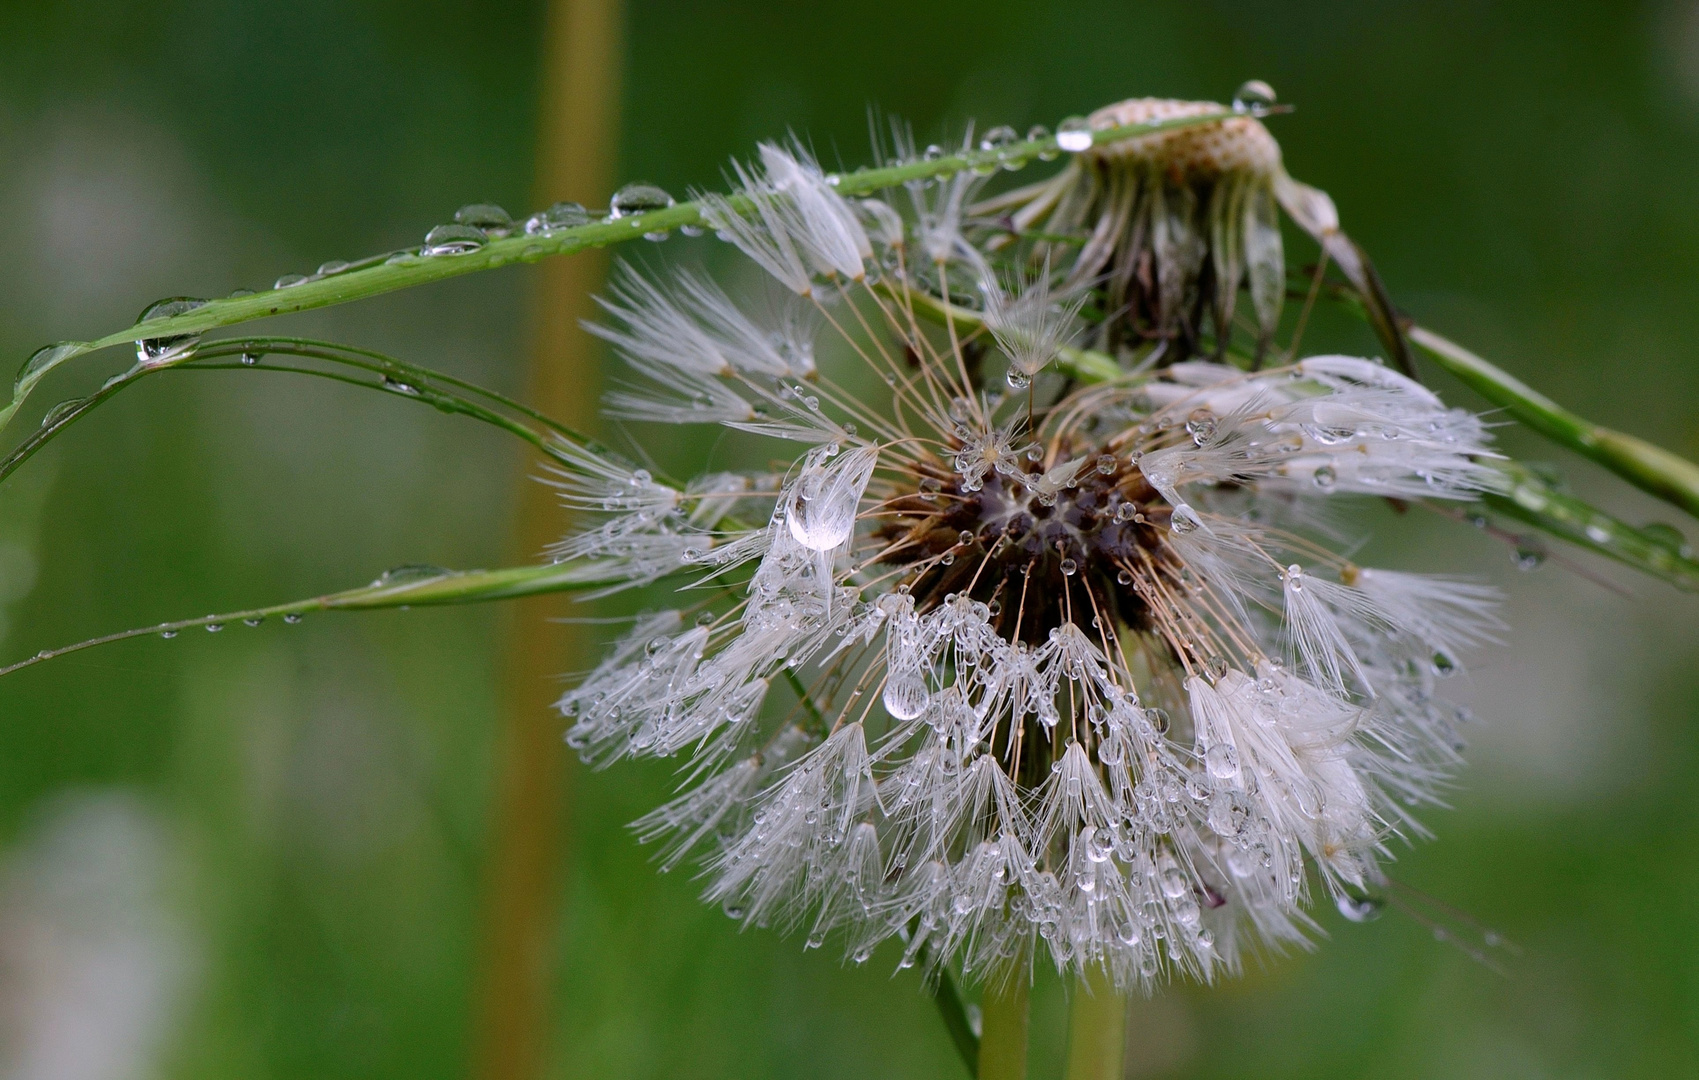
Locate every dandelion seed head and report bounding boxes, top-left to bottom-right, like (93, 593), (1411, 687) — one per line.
(554, 99), (1504, 990)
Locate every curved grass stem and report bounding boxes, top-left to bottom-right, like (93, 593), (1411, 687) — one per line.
(3, 111), (1241, 442)
(0, 560), (625, 681)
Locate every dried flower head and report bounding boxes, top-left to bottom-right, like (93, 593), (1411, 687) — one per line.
(556, 105), (1503, 990)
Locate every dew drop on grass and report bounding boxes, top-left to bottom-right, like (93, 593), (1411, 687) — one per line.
(135, 297), (207, 365)
(421, 223), (486, 256)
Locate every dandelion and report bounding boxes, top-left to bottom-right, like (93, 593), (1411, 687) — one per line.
(555, 122), (1504, 991)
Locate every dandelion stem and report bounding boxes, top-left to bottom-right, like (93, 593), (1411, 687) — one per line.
(1062, 966), (1125, 1080)
(928, 966), (981, 1076)
(977, 970), (1031, 1080)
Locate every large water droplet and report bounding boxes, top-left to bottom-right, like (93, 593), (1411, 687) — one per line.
(274, 273), (310, 289)
(524, 201), (590, 235)
(421, 224), (486, 256)
(453, 203), (513, 236)
(1232, 80), (1278, 116)
(135, 298), (208, 365)
(17, 343), (83, 391)
(609, 183), (675, 219)
(1056, 116), (1094, 152)
(883, 671), (930, 721)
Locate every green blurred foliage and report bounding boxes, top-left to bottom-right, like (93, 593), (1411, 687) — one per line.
(0, 1), (1694, 1078)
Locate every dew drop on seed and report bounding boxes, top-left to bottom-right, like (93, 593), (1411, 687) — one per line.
(524, 201), (590, 235)
(1169, 504), (1202, 533)
(421, 224), (486, 256)
(1312, 464), (1338, 490)
(1006, 369), (1030, 389)
(1117, 569), (1133, 586)
(1232, 80), (1278, 115)
(609, 182), (675, 218)
(134, 297), (208, 365)
(1204, 743), (1239, 779)
(1060, 557), (1077, 575)
(453, 203), (513, 236)
(1028, 125), (1058, 161)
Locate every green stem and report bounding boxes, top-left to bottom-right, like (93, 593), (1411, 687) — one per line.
(978, 968), (1030, 1080)
(1407, 325), (1699, 521)
(1063, 966), (1125, 1080)
(926, 964), (981, 1077)
(4, 111), (1239, 440)
(0, 560), (624, 680)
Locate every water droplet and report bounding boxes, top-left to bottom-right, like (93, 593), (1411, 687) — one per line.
(39, 398), (82, 429)
(1204, 743), (1239, 779)
(242, 616), (264, 627)
(1584, 517), (1612, 544)
(1027, 125), (1058, 160)
(883, 671), (931, 720)
(382, 376), (421, 396)
(1642, 521), (1692, 557)
(524, 201), (591, 235)
(316, 260), (350, 276)
(421, 223), (486, 256)
(1116, 569), (1133, 586)
(283, 613), (303, 624)
(1145, 707), (1170, 734)
(980, 124), (1019, 165)
(1431, 651), (1458, 676)
(1512, 539), (1546, 571)
(372, 564), (450, 588)
(205, 622), (223, 633)
(1169, 504), (1202, 534)
(609, 182), (675, 218)
(240, 351), (261, 366)
(1336, 894), (1383, 922)
(158, 629), (177, 639)
(453, 203), (513, 236)
(17, 343), (83, 391)
(1185, 409), (1218, 444)
(1232, 80), (1278, 116)
(135, 298), (207, 365)
(1006, 368), (1031, 390)
(722, 901), (746, 920)
(939, 552), (955, 566)
(274, 273), (310, 289)
(1056, 116), (1094, 153)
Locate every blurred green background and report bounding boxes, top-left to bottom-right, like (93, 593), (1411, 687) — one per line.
(0, 1), (1695, 1077)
